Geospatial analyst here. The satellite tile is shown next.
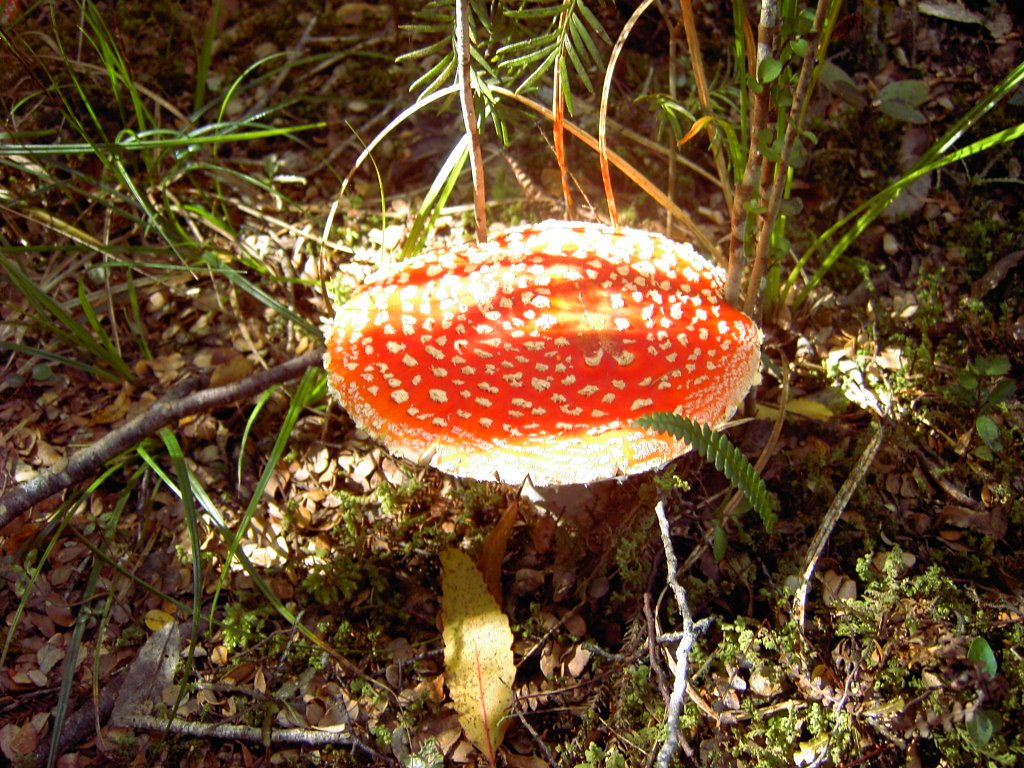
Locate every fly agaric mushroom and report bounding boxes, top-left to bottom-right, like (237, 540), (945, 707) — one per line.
(324, 220), (761, 486)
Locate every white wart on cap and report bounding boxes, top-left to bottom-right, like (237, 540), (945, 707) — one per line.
(324, 220), (761, 486)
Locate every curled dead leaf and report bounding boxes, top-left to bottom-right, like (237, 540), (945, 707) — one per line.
(937, 504), (1008, 539)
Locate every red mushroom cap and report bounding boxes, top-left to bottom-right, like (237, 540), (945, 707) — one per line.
(324, 220), (761, 486)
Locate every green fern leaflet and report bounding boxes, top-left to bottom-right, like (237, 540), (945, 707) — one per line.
(635, 413), (776, 532)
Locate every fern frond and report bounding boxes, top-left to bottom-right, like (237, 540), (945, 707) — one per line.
(396, 37), (452, 62)
(398, 0), (456, 98)
(408, 55), (457, 98)
(498, 33), (560, 63)
(400, 0), (504, 107)
(635, 413), (776, 532)
(497, 0), (611, 111)
(504, 2), (571, 22)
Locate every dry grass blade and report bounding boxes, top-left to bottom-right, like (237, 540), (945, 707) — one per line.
(492, 86), (716, 255)
(597, 0), (658, 228)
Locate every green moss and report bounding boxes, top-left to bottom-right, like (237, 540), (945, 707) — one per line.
(449, 479), (507, 516)
(574, 743), (628, 768)
(221, 601), (268, 651)
(303, 551), (380, 605)
(613, 510), (657, 592)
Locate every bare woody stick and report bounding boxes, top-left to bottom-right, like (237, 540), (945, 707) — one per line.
(123, 715), (379, 756)
(0, 347), (325, 530)
(654, 496), (711, 768)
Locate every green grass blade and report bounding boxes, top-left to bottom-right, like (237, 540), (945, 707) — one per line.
(1, 256), (135, 381)
(214, 368), (326, 619)
(788, 121), (1024, 308)
(783, 59), (1024, 307)
(195, 250), (321, 338)
(401, 134), (470, 260)
(0, 341), (125, 381)
(194, 0), (222, 113)
(0, 455), (127, 670)
(237, 387), (276, 488)
(46, 555), (102, 768)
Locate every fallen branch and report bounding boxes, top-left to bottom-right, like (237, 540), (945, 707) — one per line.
(123, 714), (379, 757)
(0, 347), (325, 530)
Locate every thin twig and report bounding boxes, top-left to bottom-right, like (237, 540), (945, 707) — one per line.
(0, 347), (325, 529)
(793, 424), (885, 629)
(455, 0), (487, 241)
(34, 671), (124, 766)
(516, 712), (559, 766)
(653, 497), (708, 768)
(645, 591), (672, 704)
(257, 14), (318, 111)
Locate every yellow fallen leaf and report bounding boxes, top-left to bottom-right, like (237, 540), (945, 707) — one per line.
(441, 549), (515, 766)
(209, 354), (254, 388)
(756, 397), (835, 421)
(145, 609), (174, 631)
(92, 382), (135, 424)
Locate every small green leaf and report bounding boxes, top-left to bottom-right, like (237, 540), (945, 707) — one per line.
(958, 371), (979, 391)
(879, 79), (930, 107)
(790, 38), (809, 59)
(968, 637), (998, 679)
(780, 196), (804, 216)
(878, 80), (929, 124)
(972, 444), (994, 462)
(758, 56), (783, 84)
(975, 415), (1000, 448)
(987, 378), (1016, 405)
(712, 521), (727, 562)
(966, 708), (997, 747)
(975, 356), (1010, 377)
(32, 363), (54, 382)
(757, 127), (782, 161)
(789, 136), (808, 169)
(878, 100), (926, 125)
(797, 8), (816, 33)
(819, 62), (866, 109)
